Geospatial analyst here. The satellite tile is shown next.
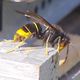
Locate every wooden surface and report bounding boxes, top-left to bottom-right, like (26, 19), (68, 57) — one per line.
(0, 41), (58, 80)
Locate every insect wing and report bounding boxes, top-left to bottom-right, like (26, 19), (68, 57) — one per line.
(16, 10), (57, 30)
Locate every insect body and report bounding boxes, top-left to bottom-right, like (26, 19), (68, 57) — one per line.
(14, 10), (70, 52)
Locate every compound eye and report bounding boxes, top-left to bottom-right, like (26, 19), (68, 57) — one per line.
(18, 36), (25, 42)
(14, 33), (25, 42)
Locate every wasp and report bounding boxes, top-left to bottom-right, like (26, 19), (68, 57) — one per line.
(14, 10), (70, 52)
